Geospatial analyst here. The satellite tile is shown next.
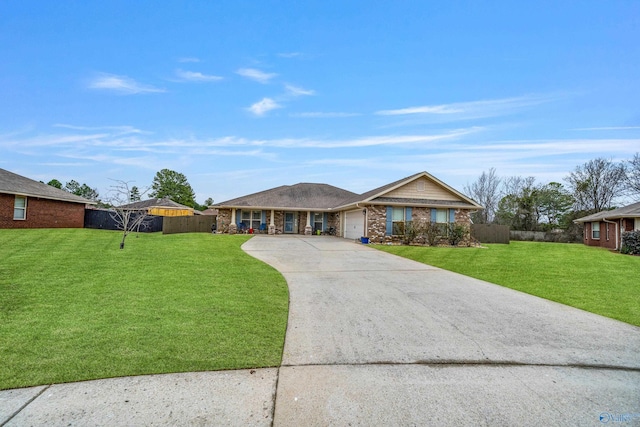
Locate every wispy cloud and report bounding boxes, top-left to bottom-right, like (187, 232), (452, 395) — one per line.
(570, 126), (640, 131)
(290, 112), (362, 118)
(178, 57), (201, 63)
(278, 52), (302, 58)
(236, 68), (278, 84)
(88, 73), (165, 94)
(247, 98), (282, 116)
(375, 94), (555, 121)
(175, 69), (223, 82)
(54, 124), (147, 134)
(284, 84), (315, 97)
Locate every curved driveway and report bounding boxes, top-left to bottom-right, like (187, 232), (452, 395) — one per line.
(243, 235), (640, 426)
(3, 235), (639, 426)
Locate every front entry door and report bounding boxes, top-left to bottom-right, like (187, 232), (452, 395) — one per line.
(284, 212), (296, 233)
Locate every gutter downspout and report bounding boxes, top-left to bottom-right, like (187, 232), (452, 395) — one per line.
(602, 218), (619, 251)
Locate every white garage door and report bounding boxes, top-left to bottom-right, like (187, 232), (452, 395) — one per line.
(344, 210), (364, 240)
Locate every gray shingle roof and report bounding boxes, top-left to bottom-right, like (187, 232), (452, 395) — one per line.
(215, 183), (358, 210)
(574, 201), (640, 223)
(214, 172), (484, 211)
(0, 168), (95, 204)
(118, 197), (194, 210)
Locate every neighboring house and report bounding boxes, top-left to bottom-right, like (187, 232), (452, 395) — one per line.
(214, 171), (483, 242)
(118, 197), (196, 217)
(0, 168), (95, 229)
(574, 202), (640, 250)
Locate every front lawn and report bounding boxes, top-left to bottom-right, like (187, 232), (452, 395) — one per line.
(0, 229), (289, 390)
(376, 241), (640, 327)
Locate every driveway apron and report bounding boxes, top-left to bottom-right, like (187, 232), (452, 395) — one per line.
(243, 235), (640, 426)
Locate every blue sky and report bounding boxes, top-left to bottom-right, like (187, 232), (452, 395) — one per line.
(1, 1), (639, 204)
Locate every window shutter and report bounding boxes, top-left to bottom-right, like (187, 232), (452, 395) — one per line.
(449, 209), (455, 223)
(430, 208), (437, 223)
(261, 210), (267, 224)
(323, 213), (328, 230)
(386, 206), (393, 235)
(405, 207), (412, 222)
(236, 209), (242, 226)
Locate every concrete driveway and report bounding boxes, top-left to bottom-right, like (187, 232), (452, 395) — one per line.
(243, 235), (640, 426)
(2, 235), (639, 426)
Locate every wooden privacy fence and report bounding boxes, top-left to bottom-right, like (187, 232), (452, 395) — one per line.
(163, 215), (216, 234)
(470, 224), (510, 244)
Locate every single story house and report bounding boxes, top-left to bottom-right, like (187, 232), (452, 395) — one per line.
(0, 168), (95, 229)
(118, 197), (197, 216)
(214, 171), (483, 242)
(574, 201), (640, 250)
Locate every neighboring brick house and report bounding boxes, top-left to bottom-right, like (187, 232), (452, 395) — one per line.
(214, 171), (483, 243)
(574, 202), (640, 250)
(0, 168), (95, 229)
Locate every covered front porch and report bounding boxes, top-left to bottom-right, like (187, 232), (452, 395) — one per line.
(216, 208), (340, 236)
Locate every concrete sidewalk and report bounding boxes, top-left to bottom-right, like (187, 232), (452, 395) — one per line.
(2, 235), (640, 426)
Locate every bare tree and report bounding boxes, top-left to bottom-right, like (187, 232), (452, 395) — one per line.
(106, 180), (151, 249)
(565, 158), (627, 212)
(464, 168), (502, 223)
(626, 153), (640, 200)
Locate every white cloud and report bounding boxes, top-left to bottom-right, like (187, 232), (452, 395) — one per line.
(247, 98), (282, 116)
(175, 69), (223, 82)
(284, 84), (315, 97)
(376, 94), (555, 121)
(236, 68), (278, 84)
(290, 112), (362, 118)
(570, 126), (640, 131)
(88, 73), (165, 94)
(278, 52), (302, 58)
(178, 57), (201, 63)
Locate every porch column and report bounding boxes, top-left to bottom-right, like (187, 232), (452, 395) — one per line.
(269, 209), (276, 235)
(229, 208), (237, 234)
(304, 210), (312, 235)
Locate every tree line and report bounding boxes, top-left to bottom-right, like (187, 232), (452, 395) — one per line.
(464, 154), (640, 232)
(46, 168), (214, 211)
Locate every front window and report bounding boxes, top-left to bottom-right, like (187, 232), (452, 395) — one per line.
(241, 210), (261, 230)
(313, 212), (323, 233)
(592, 222), (600, 239)
(14, 196), (27, 220)
(434, 208), (450, 234)
(392, 207), (405, 235)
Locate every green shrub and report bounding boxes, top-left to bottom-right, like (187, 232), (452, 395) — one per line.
(621, 231), (640, 255)
(447, 224), (469, 246)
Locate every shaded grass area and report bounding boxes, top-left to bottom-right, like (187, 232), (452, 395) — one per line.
(375, 241), (640, 327)
(0, 229), (288, 390)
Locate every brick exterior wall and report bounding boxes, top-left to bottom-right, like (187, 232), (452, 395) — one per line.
(583, 220), (623, 250)
(0, 193), (85, 229)
(366, 205), (473, 245)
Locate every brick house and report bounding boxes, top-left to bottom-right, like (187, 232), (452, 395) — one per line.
(214, 171), (483, 243)
(574, 202), (640, 250)
(0, 168), (95, 229)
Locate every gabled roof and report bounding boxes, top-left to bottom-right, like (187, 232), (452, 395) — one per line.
(118, 197), (194, 210)
(334, 171), (483, 210)
(574, 201), (640, 223)
(214, 172), (484, 211)
(215, 183), (357, 210)
(0, 168), (95, 205)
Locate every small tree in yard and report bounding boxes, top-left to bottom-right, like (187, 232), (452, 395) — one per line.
(106, 180), (151, 249)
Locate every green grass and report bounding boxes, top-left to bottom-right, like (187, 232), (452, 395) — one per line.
(375, 241), (640, 327)
(0, 229), (288, 390)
